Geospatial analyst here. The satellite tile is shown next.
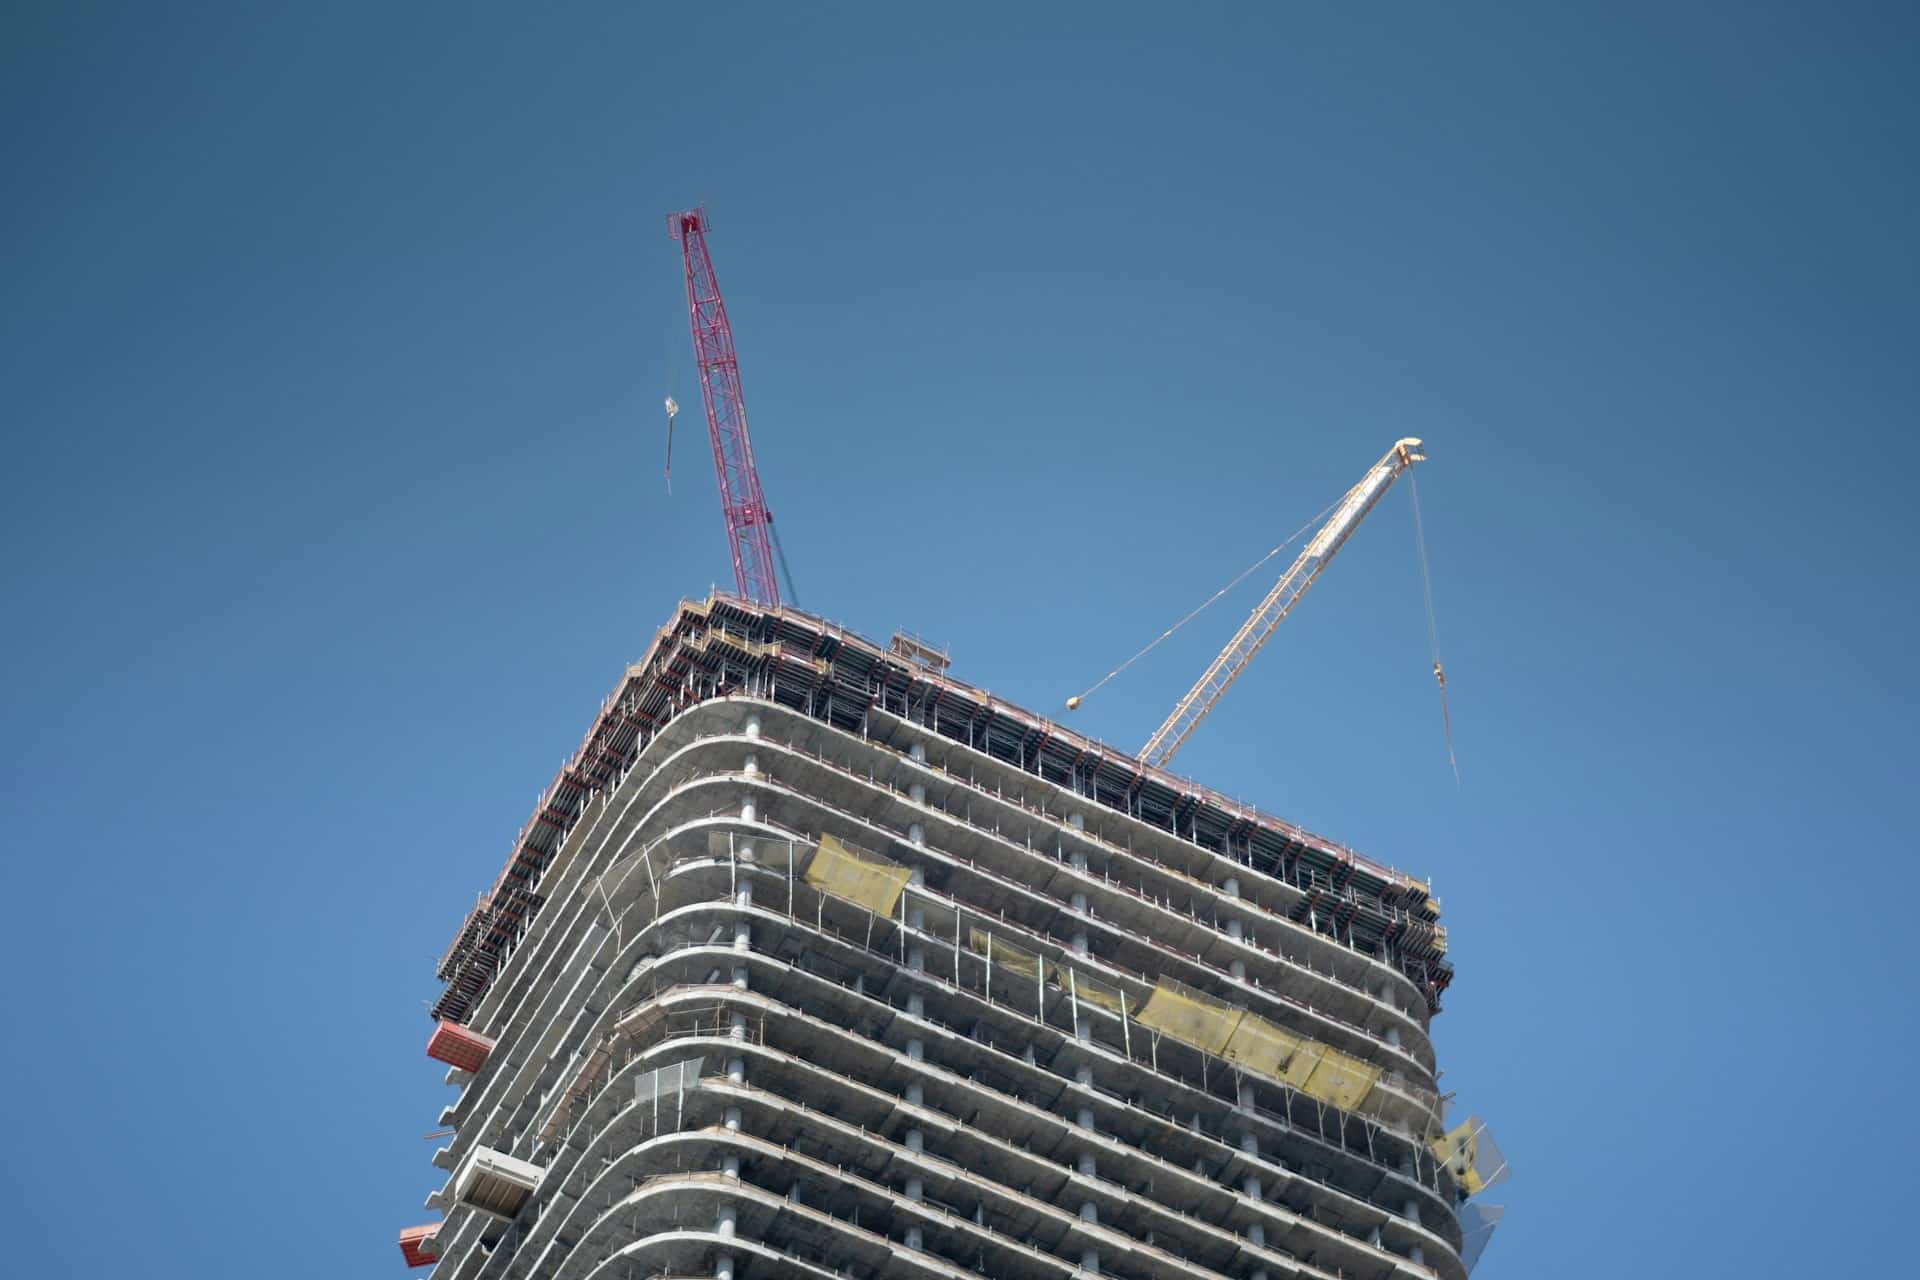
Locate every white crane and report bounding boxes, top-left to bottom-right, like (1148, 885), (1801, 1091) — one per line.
(1136, 438), (1428, 767)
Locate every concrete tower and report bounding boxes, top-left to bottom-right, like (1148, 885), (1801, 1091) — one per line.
(401, 595), (1485, 1280)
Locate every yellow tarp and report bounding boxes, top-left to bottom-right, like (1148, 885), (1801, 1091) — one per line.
(1134, 980), (1245, 1056)
(803, 834), (912, 916)
(968, 929), (1043, 980)
(1058, 969), (1128, 1015)
(1428, 1117), (1508, 1195)
(1299, 1047), (1382, 1110)
(1131, 979), (1380, 1111)
(1223, 1012), (1304, 1079)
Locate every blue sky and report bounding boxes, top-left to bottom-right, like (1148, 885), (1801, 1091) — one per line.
(3, 3), (1915, 1276)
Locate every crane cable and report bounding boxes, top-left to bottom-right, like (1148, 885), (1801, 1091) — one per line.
(1408, 471), (1459, 782)
(1065, 495), (1342, 712)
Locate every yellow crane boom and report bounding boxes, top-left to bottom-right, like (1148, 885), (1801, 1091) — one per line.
(1139, 438), (1427, 767)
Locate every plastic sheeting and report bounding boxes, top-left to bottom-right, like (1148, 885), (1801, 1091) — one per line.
(803, 834), (912, 916)
(1457, 1201), (1504, 1272)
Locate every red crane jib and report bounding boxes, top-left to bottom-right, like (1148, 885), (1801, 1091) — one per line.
(669, 208), (782, 607)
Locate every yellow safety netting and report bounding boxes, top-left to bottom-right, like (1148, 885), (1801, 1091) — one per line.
(1058, 969), (1128, 1016)
(1428, 1115), (1509, 1196)
(968, 929), (1043, 980)
(1134, 978), (1381, 1111)
(1134, 980), (1245, 1056)
(1298, 1046), (1382, 1110)
(803, 834), (912, 916)
(1223, 1012), (1305, 1079)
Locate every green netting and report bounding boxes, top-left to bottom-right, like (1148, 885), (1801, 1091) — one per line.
(1223, 1012), (1304, 1078)
(1134, 979), (1245, 1056)
(803, 834), (912, 916)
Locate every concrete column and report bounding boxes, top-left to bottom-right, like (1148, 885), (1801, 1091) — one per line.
(1222, 877), (1240, 898)
(909, 781), (926, 805)
(742, 752), (760, 776)
(905, 1176), (924, 1201)
(908, 822), (925, 846)
(905, 1227), (923, 1251)
(1226, 919), (1244, 942)
(1409, 1245), (1426, 1266)
(1077, 1105), (1096, 1130)
(1367, 1225), (1383, 1246)
(733, 919), (751, 951)
(1067, 812), (1085, 830)
(909, 743), (927, 763)
(1229, 959), (1248, 981)
(1404, 1198), (1422, 1225)
(715, 1251), (735, 1280)
(724, 1107), (742, 1132)
(905, 1129), (924, 1153)
(726, 1056), (745, 1083)
(1076, 1151), (1097, 1177)
(731, 965), (748, 989)
(1246, 1223), (1266, 1247)
(1385, 1027), (1402, 1049)
(744, 713), (762, 739)
(739, 797), (756, 823)
(904, 1082), (924, 1106)
(908, 947), (926, 972)
(907, 1039), (924, 1061)
(721, 1154), (740, 1178)
(729, 1013), (747, 1041)
(1069, 850), (1089, 873)
(735, 880), (754, 908)
(907, 994), (925, 1018)
(1243, 1173), (1262, 1200)
(1237, 1081), (1256, 1109)
(1079, 1202), (1098, 1224)
(1080, 1248), (1100, 1273)
(716, 1202), (737, 1238)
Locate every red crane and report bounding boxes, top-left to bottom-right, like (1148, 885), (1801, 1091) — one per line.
(669, 207), (784, 606)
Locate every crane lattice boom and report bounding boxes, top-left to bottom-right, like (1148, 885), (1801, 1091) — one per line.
(1140, 438), (1427, 767)
(670, 208), (781, 606)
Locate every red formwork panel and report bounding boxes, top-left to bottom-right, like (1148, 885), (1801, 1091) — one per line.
(425, 1020), (496, 1073)
(398, 1224), (439, 1267)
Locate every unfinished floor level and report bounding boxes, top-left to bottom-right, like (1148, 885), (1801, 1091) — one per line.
(403, 594), (1499, 1280)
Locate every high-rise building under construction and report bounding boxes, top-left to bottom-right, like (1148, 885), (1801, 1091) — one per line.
(400, 594), (1502, 1279)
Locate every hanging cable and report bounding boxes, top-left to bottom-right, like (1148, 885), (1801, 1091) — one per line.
(663, 334), (680, 495)
(1408, 471), (1458, 782)
(770, 518), (800, 607)
(1065, 496), (1341, 712)
(663, 397), (677, 494)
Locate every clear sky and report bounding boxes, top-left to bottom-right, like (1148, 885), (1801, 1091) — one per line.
(3, 3), (1915, 1276)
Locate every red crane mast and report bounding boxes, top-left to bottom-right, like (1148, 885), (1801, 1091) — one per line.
(669, 207), (782, 606)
